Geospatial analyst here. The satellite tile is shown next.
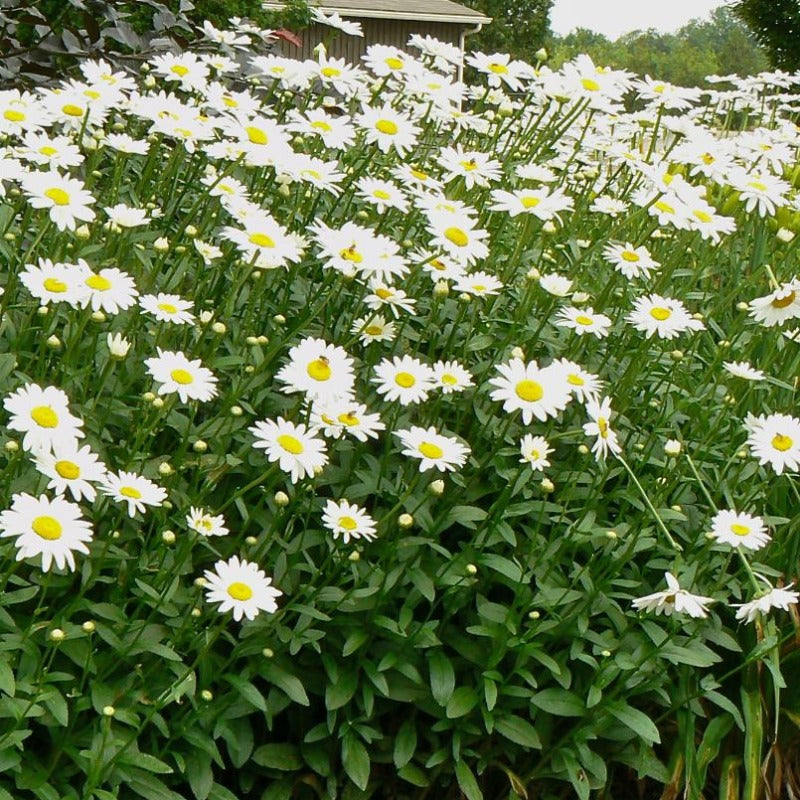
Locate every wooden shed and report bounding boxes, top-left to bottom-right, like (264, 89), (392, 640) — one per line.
(263, 0), (492, 64)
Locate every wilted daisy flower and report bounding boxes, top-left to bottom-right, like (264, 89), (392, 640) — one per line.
(555, 307), (612, 338)
(394, 426), (471, 472)
(21, 171), (96, 231)
(103, 132), (150, 155)
(709, 509), (770, 550)
(5, 383), (84, 453)
(373, 355), (435, 405)
(519, 434), (553, 471)
(432, 361), (474, 394)
(276, 337), (355, 400)
(187, 507), (229, 537)
(104, 203), (149, 228)
(100, 471), (167, 517)
(723, 361), (765, 381)
(626, 294), (705, 339)
(602, 242), (660, 279)
(746, 412), (800, 475)
(322, 499), (377, 543)
(0, 493), (93, 572)
(139, 293), (195, 325)
(144, 349), (218, 404)
(203, 555), (282, 621)
(632, 572), (714, 619)
(33, 443), (107, 502)
(539, 273), (573, 297)
(733, 582), (800, 624)
(194, 239), (223, 265)
(749, 279), (800, 327)
(583, 396), (622, 460)
(250, 418), (328, 484)
(489, 358), (572, 424)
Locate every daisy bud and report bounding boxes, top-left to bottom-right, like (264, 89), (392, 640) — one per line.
(46, 335), (61, 350)
(91, 169), (102, 179)
(719, 339), (730, 348)
(433, 280), (449, 298)
(107, 333), (131, 359)
(112, 530), (120, 539)
(8, 188), (19, 198)
(540, 478), (555, 493)
(601, 649), (611, 657)
(191, 607), (201, 617)
(246, 336), (258, 345)
(230, 405), (243, 416)
(648, 400), (659, 408)
(162, 530), (176, 545)
(671, 504), (682, 512)
(75, 224), (91, 240)
(245, 536), (257, 545)
(257, 335), (269, 345)
(737, 449), (748, 459)
(542, 221), (557, 234)
(4, 440), (18, 453)
(82, 621), (95, 633)
(102, 705), (116, 717)
(212, 322), (227, 335)
(356, 210), (369, 220)
(262, 647), (274, 658)
(578, 444), (590, 455)
(670, 350), (684, 361)
(144, 75), (156, 88)
(154, 237), (169, 252)
(528, 610), (540, 619)
(606, 530), (617, 539)
(348, 550), (360, 562)
(274, 491), (290, 507)
(273, 314), (286, 324)
(526, 267), (541, 280)
(402, 240), (414, 249)
(466, 563), (477, 575)
(498, 103), (514, 117)
(429, 479), (445, 496)
(201, 690), (213, 701)
(175, 245), (186, 254)
(158, 462), (173, 476)
(724, 394), (735, 404)
(736, 301), (748, 311)
(192, 440), (208, 453)
(3, 232), (15, 241)
(535, 47), (548, 61)
(278, 184), (291, 198)
(49, 628), (65, 642)
(199, 311), (214, 324)
(37, 306), (49, 316)
(777, 228), (795, 243)
(572, 292), (591, 304)
(398, 513), (414, 529)
(511, 346), (525, 359)
(194, 577), (206, 588)
(185, 225), (198, 237)
(458, 292), (472, 303)
(245, 365), (255, 374)
(142, 391), (156, 402)
(152, 397), (165, 409)
(664, 439), (682, 457)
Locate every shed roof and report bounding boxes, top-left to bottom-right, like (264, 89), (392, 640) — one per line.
(263, 0), (491, 25)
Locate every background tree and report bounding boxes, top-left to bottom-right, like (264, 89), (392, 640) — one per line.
(729, 0), (800, 70)
(460, 0), (553, 60)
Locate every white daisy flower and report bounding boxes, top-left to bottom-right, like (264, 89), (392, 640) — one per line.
(250, 417), (328, 484)
(489, 358), (573, 424)
(734, 582), (800, 624)
(519, 434), (553, 471)
(632, 572), (714, 619)
(139, 294), (195, 325)
(275, 337), (355, 401)
(4, 383), (84, 454)
(21, 171), (96, 231)
(322, 499), (377, 544)
(33, 443), (107, 502)
(373, 355), (435, 405)
(555, 306), (612, 338)
(394, 426), (471, 472)
(186, 507), (229, 537)
(626, 294), (705, 339)
(723, 361), (765, 381)
(583, 396), (622, 461)
(100, 471), (167, 517)
(746, 412), (800, 475)
(709, 509), (769, 550)
(432, 361), (474, 394)
(203, 555), (282, 621)
(144, 349), (218, 404)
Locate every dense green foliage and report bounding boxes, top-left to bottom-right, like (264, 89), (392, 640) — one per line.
(731, 0), (800, 71)
(548, 7), (768, 86)
(461, 0), (553, 61)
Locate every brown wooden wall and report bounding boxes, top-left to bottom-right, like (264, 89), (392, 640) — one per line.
(282, 19), (464, 64)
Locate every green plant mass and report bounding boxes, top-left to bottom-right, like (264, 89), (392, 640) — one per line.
(731, 0), (800, 70)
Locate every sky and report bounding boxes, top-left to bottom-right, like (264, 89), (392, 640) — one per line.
(550, 0), (727, 40)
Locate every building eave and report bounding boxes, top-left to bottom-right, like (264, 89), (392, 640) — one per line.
(263, 2), (492, 25)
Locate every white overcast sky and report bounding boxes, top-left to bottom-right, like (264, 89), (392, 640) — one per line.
(550, 0), (727, 39)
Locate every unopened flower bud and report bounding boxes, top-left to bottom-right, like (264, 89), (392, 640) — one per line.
(142, 391), (156, 402)
(578, 444), (589, 455)
(158, 462), (173, 476)
(91, 310), (106, 323)
(75, 224), (91, 240)
(49, 628), (65, 642)
(211, 321), (226, 334)
(152, 397), (165, 409)
(191, 607), (201, 617)
(736, 301), (748, 311)
(185, 225), (198, 237)
(433, 280), (449, 298)
(535, 47), (548, 61)
(201, 689), (213, 701)
(193, 440), (208, 453)
(274, 491), (290, 507)
(162, 530), (176, 545)
(466, 563), (477, 575)
(245, 536), (257, 545)
(262, 647), (274, 658)
(46, 335), (61, 350)
(4, 441), (18, 453)
(154, 236), (169, 252)
(540, 478), (555, 493)
(606, 530), (617, 539)
(82, 620), (95, 633)
(670, 350), (683, 361)
(429, 479), (445, 496)
(348, 550), (360, 562)
(278, 183), (291, 198)
(273, 314), (286, 324)
(398, 513), (414, 528)
(230, 405), (243, 416)
(777, 228), (795, 243)
(511, 346), (525, 359)
(102, 705), (115, 717)
(664, 439), (682, 457)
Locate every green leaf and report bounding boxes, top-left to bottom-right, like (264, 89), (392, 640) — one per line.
(455, 760), (483, 800)
(341, 735), (370, 791)
(224, 675), (267, 713)
(446, 687), (479, 718)
(393, 720), (417, 769)
(261, 663), (309, 706)
(398, 763), (429, 788)
(0, 662), (15, 698)
(119, 753), (173, 775)
(252, 743), (303, 771)
(607, 701), (661, 744)
(531, 688), (585, 717)
(428, 650), (455, 706)
(494, 715), (542, 749)
(125, 771), (186, 800)
(325, 668), (358, 710)
(186, 752), (213, 800)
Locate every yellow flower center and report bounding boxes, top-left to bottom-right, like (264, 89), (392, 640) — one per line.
(747, 181), (767, 192)
(693, 210), (713, 224)
(373, 189), (391, 200)
(302, 169), (322, 180)
(621, 250), (640, 262)
(654, 200), (675, 215)
(598, 418), (609, 438)
(515, 380), (543, 402)
(249, 233), (275, 248)
(170, 369), (193, 384)
(307, 359), (332, 381)
(581, 78), (600, 92)
(32, 515), (62, 540)
(62, 104), (84, 117)
(730, 523), (750, 536)
(43, 277), (68, 293)
(489, 63), (508, 74)
(3, 109), (25, 122)
(702, 153), (715, 165)
(44, 188), (70, 206)
(460, 160), (478, 171)
(170, 64), (190, 76)
(521, 196), (541, 208)
(227, 581), (253, 601)
(278, 434), (304, 454)
(375, 119), (398, 135)
(395, 372), (416, 388)
(120, 486), (142, 499)
(31, 406), (58, 428)
(39, 146), (58, 157)
(444, 227), (468, 247)
(772, 434), (793, 451)
(86, 274), (112, 291)
(340, 246), (363, 263)
(364, 325), (383, 336)
(157, 303), (178, 314)
(385, 57), (404, 70)
(419, 441), (443, 459)
(338, 413), (360, 427)
(441, 374), (458, 385)
(321, 66), (341, 78)
(311, 120), (332, 132)
(410, 168), (428, 180)
(653, 84), (666, 93)
(567, 373), (585, 386)
(375, 288), (393, 299)
(223, 95), (238, 108)
(339, 515), (358, 530)
(772, 291), (795, 309)
(55, 460), (80, 480)
(245, 126), (268, 145)
(575, 315), (594, 326)
(650, 307), (671, 321)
